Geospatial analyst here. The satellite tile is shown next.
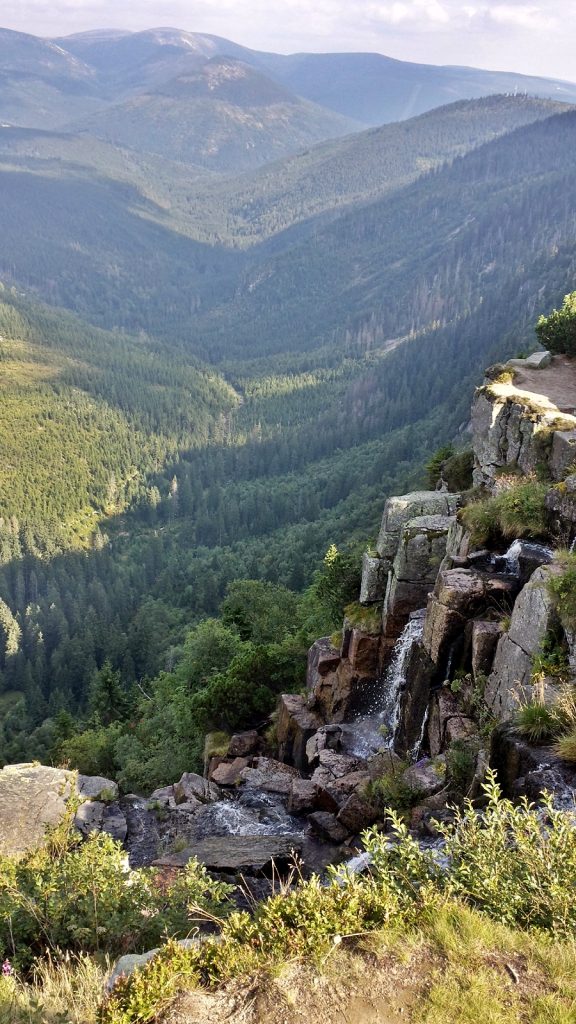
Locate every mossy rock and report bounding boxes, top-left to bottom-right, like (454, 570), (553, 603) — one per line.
(344, 601), (383, 634)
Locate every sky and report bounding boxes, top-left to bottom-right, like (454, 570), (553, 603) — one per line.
(1, 0), (575, 82)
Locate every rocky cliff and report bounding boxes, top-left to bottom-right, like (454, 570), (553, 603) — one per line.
(272, 349), (576, 832)
(3, 351), (576, 871)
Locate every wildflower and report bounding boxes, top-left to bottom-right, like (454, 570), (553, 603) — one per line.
(2, 959), (13, 976)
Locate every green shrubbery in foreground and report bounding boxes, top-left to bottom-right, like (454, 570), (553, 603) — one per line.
(0, 820), (233, 971)
(100, 772), (576, 1023)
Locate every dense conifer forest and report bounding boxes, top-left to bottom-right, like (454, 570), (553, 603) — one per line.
(0, 88), (575, 786)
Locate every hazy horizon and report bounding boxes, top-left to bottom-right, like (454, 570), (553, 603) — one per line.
(1, 1), (575, 84)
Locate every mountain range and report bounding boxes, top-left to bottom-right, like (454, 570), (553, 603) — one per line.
(1, 25), (575, 156)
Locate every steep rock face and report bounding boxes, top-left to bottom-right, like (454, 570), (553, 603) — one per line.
(485, 564), (562, 720)
(375, 490), (460, 568)
(471, 379), (576, 488)
(422, 568), (514, 669)
(547, 474), (576, 540)
(382, 513), (454, 655)
(359, 553), (388, 605)
(306, 637), (341, 693)
(393, 636), (435, 757)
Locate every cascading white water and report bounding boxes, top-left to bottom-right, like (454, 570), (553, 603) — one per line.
(191, 791), (305, 840)
(503, 538), (523, 574)
(343, 614), (425, 759)
(503, 538), (553, 575)
(408, 705), (429, 763)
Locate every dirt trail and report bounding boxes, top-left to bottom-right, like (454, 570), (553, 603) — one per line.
(164, 953), (425, 1024)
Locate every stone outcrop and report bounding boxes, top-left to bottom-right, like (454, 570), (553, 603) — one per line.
(228, 731), (262, 758)
(376, 491), (460, 567)
(403, 756), (447, 798)
(154, 834), (303, 873)
(209, 758), (250, 786)
(382, 514), (454, 654)
(546, 475), (576, 540)
(428, 690), (477, 758)
(0, 764), (127, 858)
(471, 377), (576, 488)
(240, 757), (300, 795)
(471, 620), (502, 679)
(359, 553), (388, 605)
(393, 635), (435, 757)
(491, 725), (576, 803)
(307, 811), (349, 844)
(423, 568), (514, 669)
(306, 637), (341, 693)
(485, 564), (562, 720)
(276, 694), (323, 770)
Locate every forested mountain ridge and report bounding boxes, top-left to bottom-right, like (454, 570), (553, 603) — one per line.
(164, 95), (572, 245)
(0, 290), (238, 554)
(0, 96), (570, 342)
(50, 26), (576, 126)
(192, 108), (576, 361)
(69, 57), (360, 172)
(2, 24), (576, 138)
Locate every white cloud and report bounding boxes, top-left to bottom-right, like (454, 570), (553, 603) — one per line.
(364, 0), (450, 25)
(486, 4), (556, 29)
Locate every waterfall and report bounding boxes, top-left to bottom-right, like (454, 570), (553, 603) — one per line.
(503, 538), (553, 575)
(408, 705), (429, 763)
(503, 539), (524, 575)
(343, 614), (424, 759)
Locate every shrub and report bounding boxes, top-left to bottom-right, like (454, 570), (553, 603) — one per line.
(461, 478), (548, 546)
(426, 444), (455, 488)
(366, 762), (421, 819)
(531, 629), (570, 685)
(446, 739), (479, 796)
(443, 449), (474, 492)
(0, 822), (233, 969)
(366, 769), (576, 934)
(427, 445), (474, 492)
(536, 292), (576, 356)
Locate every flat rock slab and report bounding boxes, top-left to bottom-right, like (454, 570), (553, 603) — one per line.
(512, 354), (576, 414)
(0, 763), (74, 857)
(153, 834), (303, 873)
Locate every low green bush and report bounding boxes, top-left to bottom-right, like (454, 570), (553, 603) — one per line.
(0, 819), (233, 970)
(536, 292), (576, 356)
(365, 761), (421, 819)
(531, 629), (571, 685)
(446, 739), (479, 796)
(461, 478), (548, 545)
(366, 770), (576, 934)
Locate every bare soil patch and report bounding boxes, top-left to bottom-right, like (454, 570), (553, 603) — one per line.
(513, 354), (576, 413)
